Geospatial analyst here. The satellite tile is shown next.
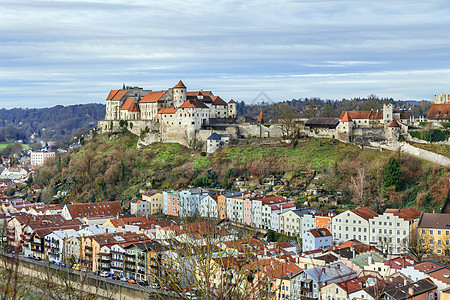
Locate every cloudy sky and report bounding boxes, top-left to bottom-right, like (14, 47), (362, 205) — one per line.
(1, 0), (450, 108)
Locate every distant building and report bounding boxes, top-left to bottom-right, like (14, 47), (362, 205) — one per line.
(30, 151), (55, 166)
(206, 133), (230, 153)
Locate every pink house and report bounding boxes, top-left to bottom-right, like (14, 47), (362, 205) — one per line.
(243, 198), (253, 226)
(167, 195), (180, 216)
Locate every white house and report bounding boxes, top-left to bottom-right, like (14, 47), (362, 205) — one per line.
(332, 208), (378, 244)
(197, 195), (218, 218)
(370, 207), (421, 255)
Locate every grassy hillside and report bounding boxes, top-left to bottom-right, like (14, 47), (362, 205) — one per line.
(33, 132), (449, 212)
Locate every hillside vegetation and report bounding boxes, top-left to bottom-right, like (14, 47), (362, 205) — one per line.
(33, 132), (449, 212)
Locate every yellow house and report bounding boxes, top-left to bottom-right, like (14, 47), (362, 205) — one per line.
(441, 287), (450, 300)
(417, 213), (450, 255)
(142, 192), (164, 214)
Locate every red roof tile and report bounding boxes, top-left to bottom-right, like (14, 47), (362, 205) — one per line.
(66, 201), (123, 219)
(178, 99), (209, 109)
(174, 80), (186, 88)
(228, 99), (236, 104)
(212, 96), (228, 106)
(388, 120), (400, 127)
(384, 207), (421, 221)
(128, 102), (140, 112)
(106, 90), (120, 100)
(140, 91), (166, 103)
(427, 104), (450, 120)
(257, 111), (268, 123)
(341, 111), (352, 122)
(110, 89), (128, 101)
(158, 108), (176, 114)
(351, 207), (378, 220)
(121, 98), (135, 110)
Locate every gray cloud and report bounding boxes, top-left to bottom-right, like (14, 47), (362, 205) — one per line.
(1, 0), (450, 107)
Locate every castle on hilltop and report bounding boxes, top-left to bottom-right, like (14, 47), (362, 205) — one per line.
(98, 81), (256, 150)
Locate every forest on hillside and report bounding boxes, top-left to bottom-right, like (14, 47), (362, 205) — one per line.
(236, 95), (431, 121)
(0, 104), (105, 141)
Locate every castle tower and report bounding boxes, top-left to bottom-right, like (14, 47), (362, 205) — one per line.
(387, 119), (400, 141)
(173, 80), (187, 108)
(338, 111), (353, 142)
(383, 103), (393, 124)
(228, 99), (237, 118)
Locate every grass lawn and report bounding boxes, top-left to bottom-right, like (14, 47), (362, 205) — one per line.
(0, 142), (30, 149)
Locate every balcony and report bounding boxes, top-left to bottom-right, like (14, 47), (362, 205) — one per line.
(300, 287), (312, 292)
(85, 253), (92, 257)
(85, 246), (93, 251)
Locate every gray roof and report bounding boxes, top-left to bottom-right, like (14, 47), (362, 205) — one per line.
(417, 213), (450, 229)
(305, 117), (339, 127)
(292, 208), (321, 218)
(304, 262), (356, 283)
(207, 133), (221, 140)
(383, 278), (437, 299)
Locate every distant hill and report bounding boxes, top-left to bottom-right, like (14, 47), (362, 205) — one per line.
(0, 104), (105, 142)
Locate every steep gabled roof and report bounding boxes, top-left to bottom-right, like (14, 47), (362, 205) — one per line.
(308, 228), (332, 238)
(212, 96), (228, 106)
(427, 104), (450, 120)
(140, 90), (166, 103)
(257, 111), (268, 123)
(121, 97), (135, 110)
(174, 80), (186, 88)
(229, 99), (236, 104)
(128, 102), (140, 112)
(341, 111), (352, 122)
(106, 90), (120, 100)
(178, 99), (209, 109)
(109, 89), (128, 101)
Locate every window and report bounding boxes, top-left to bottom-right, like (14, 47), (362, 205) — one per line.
(438, 230), (442, 236)
(430, 229), (434, 235)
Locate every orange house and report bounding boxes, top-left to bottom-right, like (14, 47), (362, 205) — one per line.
(217, 195), (227, 219)
(315, 211), (336, 231)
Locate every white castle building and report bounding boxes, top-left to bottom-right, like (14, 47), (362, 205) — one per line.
(99, 81), (240, 147)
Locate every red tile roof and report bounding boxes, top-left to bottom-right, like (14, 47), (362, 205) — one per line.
(110, 89), (128, 101)
(106, 90), (120, 100)
(351, 207), (378, 220)
(257, 111), (268, 123)
(427, 104), (450, 120)
(66, 201), (123, 219)
(186, 91), (213, 97)
(128, 102), (140, 112)
(120, 97), (135, 110)
(308, 228), (332, 238)
(335, 278), (363, 294)
(174, 80), (186, 88)
(388, 120), (400, 127)
(384, 207), (421, 221)
(383, 257), (412, 269)
(341, 111), (352, 122)
(339, 110), (384, 120)
(158, 108), (176, 114)
(229, 99), (236, 104)
(109, 215), (156, 228)
(212, 96), (228, 106)
(140, 90), (166, 103)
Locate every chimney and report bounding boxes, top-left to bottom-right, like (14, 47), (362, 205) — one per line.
(368, 254), (373, 265)
(402, 256), (406, 268)
(408, 287), (414, 296)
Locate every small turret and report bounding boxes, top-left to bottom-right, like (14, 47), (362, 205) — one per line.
(173, 80), (187, 108)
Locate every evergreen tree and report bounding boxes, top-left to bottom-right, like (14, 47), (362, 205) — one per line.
(384, 157), (402, 191)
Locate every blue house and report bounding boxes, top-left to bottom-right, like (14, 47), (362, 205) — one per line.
(302, 228), (333, 252)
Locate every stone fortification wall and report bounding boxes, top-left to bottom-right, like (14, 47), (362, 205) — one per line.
(97, 120), (158, 136)
(237, 124), (283, 138)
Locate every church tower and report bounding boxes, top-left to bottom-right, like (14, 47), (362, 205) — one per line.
(173, 80), (187, 108)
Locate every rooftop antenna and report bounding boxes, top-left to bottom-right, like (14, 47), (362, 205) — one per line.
(122, 83), (126, 90)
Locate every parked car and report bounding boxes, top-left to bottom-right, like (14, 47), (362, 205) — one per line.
(111, 275), (120, 280)
(151, 283), (161, 289)
(34, 257), (42, 261)
(120, 277), (129, 282)
(185, 292), (198, 300)
(127, 279), (137, 284)
(100, 271), (109, 277)
(54, 261), (61, 266)
(137, 281), (148, 286)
